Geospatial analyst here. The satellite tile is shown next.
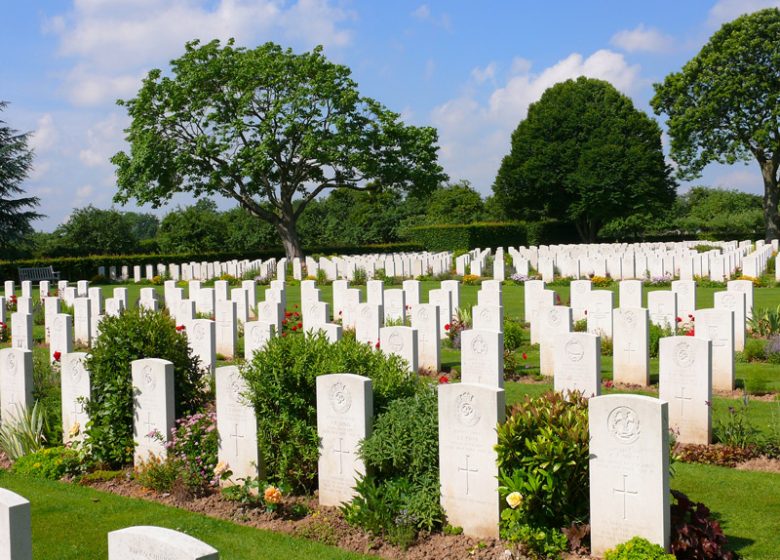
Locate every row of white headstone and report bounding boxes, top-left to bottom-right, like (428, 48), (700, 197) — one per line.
(0, 487), (219, 559)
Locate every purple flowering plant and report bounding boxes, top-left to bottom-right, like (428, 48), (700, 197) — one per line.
(163, 411), (219, 495)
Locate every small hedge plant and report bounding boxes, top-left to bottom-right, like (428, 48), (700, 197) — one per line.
(343, 388), (442, 548)
(604, 536), (674, 560)
(242, 332), (423, 494)
(11, 446), (81, 480)
(84, 308), (208, 468)
(496, 391), (590, 557)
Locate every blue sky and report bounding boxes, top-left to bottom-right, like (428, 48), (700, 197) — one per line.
(3, 0), (779, 231)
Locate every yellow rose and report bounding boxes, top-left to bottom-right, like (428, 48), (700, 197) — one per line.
(264, 485), (282, 504)
(214, 461), (230, 477)
(506, 491), (523, 509)
(68, 422), (80, 438)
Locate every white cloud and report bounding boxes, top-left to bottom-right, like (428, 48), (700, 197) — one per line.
(48, 0), (355, 106)
(76, 184), (95, 199)
(713, 168), (762, 190)
(29, 114), (57, 153)
(410, 3), (451, 31)
(707, 0), (780, 26)
(611, 24), (674, 53)
(430, 49), (642, 192)
(425, 58), (436, 80)
(79, 114), (127, 168)
(471, 62), (497, 85)
(411, 4), (430, 20)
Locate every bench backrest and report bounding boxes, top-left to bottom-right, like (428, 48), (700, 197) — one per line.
(18, 266), (61, 282)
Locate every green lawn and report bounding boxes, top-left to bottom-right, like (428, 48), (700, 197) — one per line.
(0, 472), (369, 560)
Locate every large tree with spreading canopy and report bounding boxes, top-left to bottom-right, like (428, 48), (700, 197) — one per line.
(112, 39), (446, 258)
(651, 8), (780, 241)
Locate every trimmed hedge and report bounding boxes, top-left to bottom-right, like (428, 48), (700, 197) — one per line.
(0, 242), (423, 282)
(405, 221), (578, 252)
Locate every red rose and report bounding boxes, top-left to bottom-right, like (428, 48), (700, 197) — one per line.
(297, 322), (303, 329)
(676, 317), (682, 322)
(438, 375), (449, 384)
(291, 326), (297, 331)
(375, 341), (380, 349)
(444, 324), (451, 331)
(176, 325), (186, 331)
(53, 351), (61, 362)
(285, 311), (292, 318)
(522, 353), (528, 360)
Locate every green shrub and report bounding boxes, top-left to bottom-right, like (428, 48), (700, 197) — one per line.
(84, 308), (208, 468)
(32, 352), (62, 445)
(741, 338), (766, 362)
(242, 332), (422, 494)
(344, 389), (442, 546)
(134, 455), (178, 493)
(0, 402), (48, 461)
(405, 222), (528, 252)
(503, 318), (524, 351)
(649, 323), (672, 358)
(11, 446), (80, 480)
(604, 536), (675, 559)
(496, 391), (589, 557)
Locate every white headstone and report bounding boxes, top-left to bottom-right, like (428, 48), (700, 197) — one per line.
(695, 308), (735, 392)
(647, 291), (677, 331)
(461, 329), (504, 388)
(51, 313), (73, 364)
(553, 332), (601, 398)
(188, 319), (216, 375)
(132, 358), (175, 465)
(108, 526), (218, 560)
(73, 297), (92, 346)
(438, 383), (505, 539)
(244, 321), (274, 361)
(215, 300), (237, 359)
(671, 280), (696, 321)
(727, 279), (754, 320)
(216, 366), (259, 486)
(659, 337), (712, 445)
(10, 313), (32, 351)
(43, 296), (60, 343)
(355, 303), (382, 346)
(230, 288), (249, 325)
(61, 352), (90, 444)
(379, 326), (418, 373)
(539, 306), (573, 376)
(411, 304), (440, 373)
(316, 374), (373, 507)
(383, 289), (406, 324)
(587, 290), (614, 339)
(619, 279), (643, 309)
(428, 289), (452, 338)
(570, 280), (592, 321)
(714, 291), (746, 351)
(0, 488), (32, 560)
(612, 308), (650, 387)
(196, 287), (215, 316)
(0, 348), (33, 426)
(472, 304), (503, 333)
(589, 394), (670, 556)
(402, 279), (421, 307)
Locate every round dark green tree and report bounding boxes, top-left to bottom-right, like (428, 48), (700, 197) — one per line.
(493, 77), (675, 242)
(84, 308), (207, 467)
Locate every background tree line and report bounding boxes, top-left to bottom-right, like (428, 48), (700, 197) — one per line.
(9, 183), (763, 260)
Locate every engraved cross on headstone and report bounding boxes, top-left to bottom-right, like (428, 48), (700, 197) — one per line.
(333, 437), (351, 475)
(613, 473), (638, 520)
(623, 342), (637, 362)
(674, 386), (693, 416)
(458, 454), (479, 495)
(71, 399), (84, 417)
(144, 412), (155, 437)
(708, 325), (727, 347)
(230, 423), (244, 457)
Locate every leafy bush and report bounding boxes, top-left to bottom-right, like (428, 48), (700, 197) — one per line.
(766, 335), (780, 364)
(604, 536), (674, 559)
(84, 308), (208, 468)
(670, 490), (735, 559)
(0, 402), (48, 461)
(134, 454), (178, 493)
(344, 389), (442, 547)
(740, 338), (766, 362)
(242, 332), (422, 494)
(713, 396), (762, 448)
(165, 411), (219, 496)
(503, 318), (524, 351)
(12, 446), (80, 480)
(589, 276), (612, 288)
(496, 391), (589, 557)
(649, 323), (672, 358)
(674, 443), (760, 467)
(32, 352), (62, 444)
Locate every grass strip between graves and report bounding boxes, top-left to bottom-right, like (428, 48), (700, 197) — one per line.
(0, 471), (371, 560)
(671, 463), (780, 560)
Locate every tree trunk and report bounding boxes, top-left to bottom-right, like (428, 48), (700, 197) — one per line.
(761, 160), (780, 242)
(275, 218), (304, 260)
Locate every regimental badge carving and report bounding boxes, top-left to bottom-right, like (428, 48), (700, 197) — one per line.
(329, 381), (352, 414)
(456, 391), (481, 427)
(624, 310), (636, 326)
(721, 294), (735, 307)
(674, 341), (694, 368)
(480, 308), (491, 321)
(549, 308), (560, 325)
(471, 335), (487, 355)
(251, 326), (263, 344)
(388, 332), (404, 352)
(6, 353), (16, 374)
(565, 339), (584, 362)
(143, 365), (156, 390)
(417, 307), (429, 321)
(608, 406), (640, 444)
(361, 306), (371, 319)
(229, 373), (243, 401)
(70, 358), (82, 382)
(194, 322), (206, 341)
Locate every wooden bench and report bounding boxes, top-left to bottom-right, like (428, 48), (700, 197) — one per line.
(18, 266), (61, 282)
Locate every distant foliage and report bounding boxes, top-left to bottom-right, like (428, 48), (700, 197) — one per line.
(84, 309), (207, 468)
